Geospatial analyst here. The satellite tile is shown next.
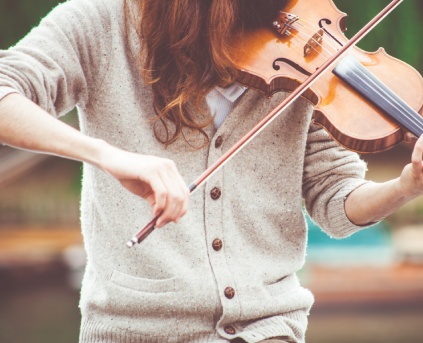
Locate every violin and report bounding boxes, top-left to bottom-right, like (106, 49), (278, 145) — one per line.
(230, 0), (423, 153)
(127, 0), (423, 247)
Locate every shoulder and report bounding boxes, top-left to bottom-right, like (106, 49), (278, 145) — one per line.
(33, 0), (125, 34)
(15, 0), (126, 55)
(48, 0), (124, 22)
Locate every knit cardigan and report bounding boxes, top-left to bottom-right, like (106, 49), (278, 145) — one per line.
(0, 0), (369, 342)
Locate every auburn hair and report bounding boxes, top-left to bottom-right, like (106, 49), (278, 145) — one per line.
(124, 0), (284, 146)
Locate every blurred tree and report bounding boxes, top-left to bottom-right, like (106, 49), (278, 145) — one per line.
(1, 0), (421, 72)
(0, 0), (61, 49)
(334, 0), (423, 73)
(0, 0), (81, 198)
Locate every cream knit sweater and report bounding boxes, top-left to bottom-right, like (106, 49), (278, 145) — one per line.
(0, 0), (369, 342)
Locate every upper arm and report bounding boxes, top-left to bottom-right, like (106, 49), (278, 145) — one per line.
(302, 123), (369, 238)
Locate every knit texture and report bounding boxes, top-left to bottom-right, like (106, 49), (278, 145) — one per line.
(0, 0), (370, 342)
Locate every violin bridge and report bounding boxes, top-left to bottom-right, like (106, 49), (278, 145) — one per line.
(304, 29), (324, 56)
(273, 12), (299, 37)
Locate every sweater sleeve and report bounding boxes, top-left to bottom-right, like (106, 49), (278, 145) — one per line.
(302, 123), (371, 238)
(0, 0), (112, 117)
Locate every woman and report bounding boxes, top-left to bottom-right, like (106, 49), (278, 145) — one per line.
(0, 0), (422, 342)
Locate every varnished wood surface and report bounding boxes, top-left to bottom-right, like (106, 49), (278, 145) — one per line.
(230, 0), (423, 153)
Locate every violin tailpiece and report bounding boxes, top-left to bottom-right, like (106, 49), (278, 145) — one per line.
(273, 12), (299, 37)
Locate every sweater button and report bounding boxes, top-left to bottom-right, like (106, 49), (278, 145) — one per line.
(212, 238), (223, 251)
(215, 136), (223, 148)
(210, 187), (221, 200)
(224, 325), (236, 335)
(224, 287), (235, 299)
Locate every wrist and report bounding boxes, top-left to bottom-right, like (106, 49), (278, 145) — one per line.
(392, 176), (417, 202)
(81, 137), (112, 169)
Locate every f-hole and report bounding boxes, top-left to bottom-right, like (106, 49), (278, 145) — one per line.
(272, 58), (312, 77)
(319, 18), (344, 47)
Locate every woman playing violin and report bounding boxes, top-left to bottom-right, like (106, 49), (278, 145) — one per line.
(0, 0), (422, 342)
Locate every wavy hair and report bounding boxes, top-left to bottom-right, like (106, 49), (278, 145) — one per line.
(124, 0), (283, 146)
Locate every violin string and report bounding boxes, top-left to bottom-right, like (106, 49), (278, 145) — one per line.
(347, 60), (421, 129)
(282, 22), (333, 60)
(344, 58), (423, 132)
(278, 13), (341, 54)
(273, 22), (322, 62)
(274, 24), (342, 80)
(349, 62), (420, 129)
(281, 17), (343, 63)
(274, 22), (310, 54)
(277, 12), (339, 53)
(275, 13), (421, 131)
(295, 18), (341, 53)
(285, 20), (423, 133)
(274, 12), (423, 135)
(277, 30), (316, 59)
(275, 13), (341, 61)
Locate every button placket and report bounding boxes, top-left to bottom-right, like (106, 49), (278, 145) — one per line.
(204, 133), (241, 333)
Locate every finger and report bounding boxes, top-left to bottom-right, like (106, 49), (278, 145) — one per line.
(411, 134), (423, 172)
(161, 159), (188, 194)
(404, 132), (417, 144)
(169, 163), (190, 221)
(120, 179), (152, 199)
(155, 171), (187, 227)
(176, 194), (189, 223)
(157, 159), (190, 222)
(147, 174), (169, 219)
(166, 161), (190, 220)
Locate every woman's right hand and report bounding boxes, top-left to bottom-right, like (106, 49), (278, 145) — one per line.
(98, 144), (190, 228)
(0, 94), (189, 227)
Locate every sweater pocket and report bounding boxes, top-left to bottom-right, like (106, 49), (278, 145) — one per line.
(110, 269), (180, 293)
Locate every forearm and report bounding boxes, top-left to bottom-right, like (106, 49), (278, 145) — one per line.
(0, 93), (105, 167)
(0, 93), (190, 226)
(345, 179), (413, 225)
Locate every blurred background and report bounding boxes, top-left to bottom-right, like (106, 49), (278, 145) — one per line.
(0, 1), (422, 343)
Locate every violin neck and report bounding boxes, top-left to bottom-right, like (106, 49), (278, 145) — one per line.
(333, 55), (423, 138)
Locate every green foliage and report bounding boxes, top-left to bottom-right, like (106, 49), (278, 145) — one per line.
(0, 0), (61, 49)
(1, 0), (421, 72)
(334, 0), (423, 73)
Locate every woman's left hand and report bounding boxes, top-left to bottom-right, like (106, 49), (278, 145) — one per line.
(345, 134), (423, 226)
(398, 134), (423, 199)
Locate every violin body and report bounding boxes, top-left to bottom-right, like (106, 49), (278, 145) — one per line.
(230, 0), (423, 153)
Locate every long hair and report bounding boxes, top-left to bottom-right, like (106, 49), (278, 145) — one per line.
(124, 0), (283, 146)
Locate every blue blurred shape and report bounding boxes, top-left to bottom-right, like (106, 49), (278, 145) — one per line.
(306, 215), (394, 266)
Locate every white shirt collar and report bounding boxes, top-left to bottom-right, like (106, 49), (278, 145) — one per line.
(215, 83), (247, 103)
